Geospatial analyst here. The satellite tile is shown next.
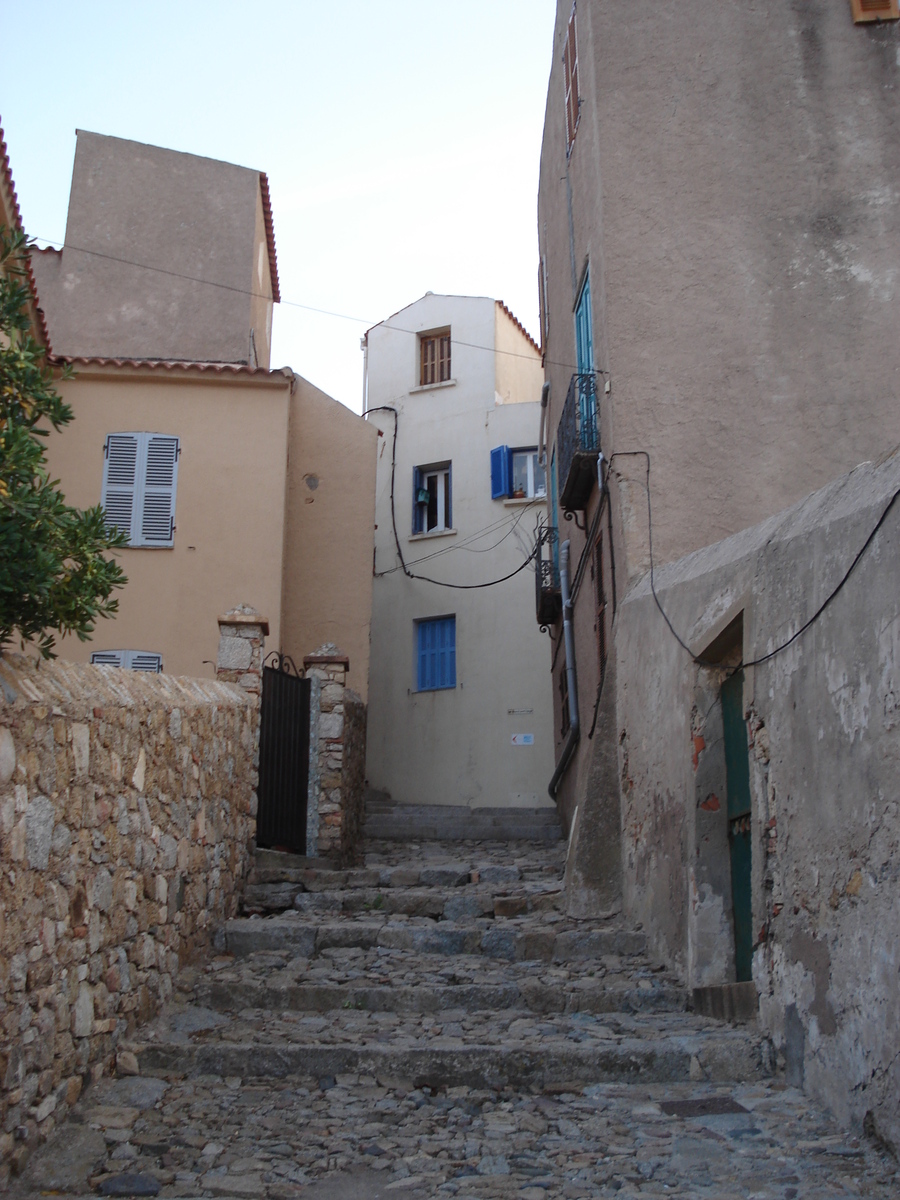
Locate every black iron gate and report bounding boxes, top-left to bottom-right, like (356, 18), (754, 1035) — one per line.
(256, 652), (311, 853)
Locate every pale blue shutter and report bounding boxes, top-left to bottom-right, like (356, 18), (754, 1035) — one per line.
(140, 436), (179, 546)
(91, 650), (125, 667)
(101, 434), (140, 543)
(446, 463), (452, 528)
(490, 446), (511, 499)
(125, 651), (163, 672)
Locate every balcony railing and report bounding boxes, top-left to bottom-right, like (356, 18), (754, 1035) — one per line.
(558, 372), (601, 512)
(535, 523), (562, 629)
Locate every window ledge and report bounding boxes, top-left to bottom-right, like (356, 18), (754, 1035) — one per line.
(409, 528), (457, 542)
(410, 379), (457, 395)
(503, 496), (546, 507)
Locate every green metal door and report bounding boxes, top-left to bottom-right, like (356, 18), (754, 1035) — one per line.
(721, 671), (753, 982)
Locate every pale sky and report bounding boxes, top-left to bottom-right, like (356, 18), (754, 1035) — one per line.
(1, 0), (556, 413)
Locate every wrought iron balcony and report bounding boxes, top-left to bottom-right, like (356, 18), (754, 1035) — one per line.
(535, 523), (561, 629)
(558, 372), (601, 512)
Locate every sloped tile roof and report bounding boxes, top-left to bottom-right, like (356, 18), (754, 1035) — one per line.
(259, 172), (280, 303)
(0, 122), (52, 350)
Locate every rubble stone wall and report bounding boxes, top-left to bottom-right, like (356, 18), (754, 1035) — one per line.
(0, 653), (256, 1179)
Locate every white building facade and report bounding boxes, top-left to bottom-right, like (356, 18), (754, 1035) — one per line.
(364, 294), (555, 812)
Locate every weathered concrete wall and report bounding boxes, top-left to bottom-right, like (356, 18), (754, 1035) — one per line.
(617, 453), (900, 1147)
(30, 130), (274, 366)
(540, 1), (900, 585)
(0, 654), (256, 1180)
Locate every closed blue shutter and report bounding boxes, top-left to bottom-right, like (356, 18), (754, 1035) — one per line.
(417, 617), (456, 690)
(490, 446), (511, 499)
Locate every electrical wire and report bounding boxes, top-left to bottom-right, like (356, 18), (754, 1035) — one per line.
(610, 450), (900, 672)
(376, 501), (539, 576)
(367, 404), (540, 590)
(31, 234), (594, 375)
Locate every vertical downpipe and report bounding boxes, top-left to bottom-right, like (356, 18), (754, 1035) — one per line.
(549, 540), (580, 799)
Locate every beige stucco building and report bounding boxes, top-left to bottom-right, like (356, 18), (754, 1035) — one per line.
(23, 130), (376, 696)
(363, 294), (554, 812)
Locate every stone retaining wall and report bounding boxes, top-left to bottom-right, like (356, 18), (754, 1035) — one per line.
(0, 653), (257, 1181)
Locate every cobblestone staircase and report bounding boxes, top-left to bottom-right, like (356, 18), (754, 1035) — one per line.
(14, 838), (897, 1200)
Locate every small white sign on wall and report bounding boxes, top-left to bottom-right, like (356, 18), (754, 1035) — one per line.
(511, 733), (535, 746)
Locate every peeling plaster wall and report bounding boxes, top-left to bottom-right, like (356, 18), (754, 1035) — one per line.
(617, 454), (900, 1145)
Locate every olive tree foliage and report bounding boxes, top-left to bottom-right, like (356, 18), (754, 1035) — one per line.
(0, 227), (127, 657)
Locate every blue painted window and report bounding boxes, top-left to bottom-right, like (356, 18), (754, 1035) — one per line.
(417, 616), (456, 691)
(413, 463), (451, 533)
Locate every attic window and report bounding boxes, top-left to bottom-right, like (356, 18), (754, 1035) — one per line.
(850, 0), (899, 21)
(420, 331), (451, 386)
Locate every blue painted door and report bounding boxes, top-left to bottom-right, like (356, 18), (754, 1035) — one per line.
(722, 670), (753, 983)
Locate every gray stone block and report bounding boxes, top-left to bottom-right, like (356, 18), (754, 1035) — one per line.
(443, 894), (486, 921)
(553, 929), (647, 960)
(377, 925), (480, 956)
(481, 929), (517, 961)
(216, 636), (252, 671)
(26, 794), (55, 870)
(420, 865), (470, 887)
(316, 923), (381, 951)
(476, 865), (522, 884)
(225, 919), (316, 957)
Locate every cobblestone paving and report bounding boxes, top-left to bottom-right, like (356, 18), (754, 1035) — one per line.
(11, 839), (898, 1199)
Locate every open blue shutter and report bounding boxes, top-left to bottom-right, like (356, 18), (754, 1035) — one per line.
(140, 436), (179, 546)
(441, 617), (456, 688)
(101, 434), (140, 543)
(490, 446), (511, 499)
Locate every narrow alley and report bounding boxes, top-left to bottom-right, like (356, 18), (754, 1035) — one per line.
(12, 836), (897, 1200)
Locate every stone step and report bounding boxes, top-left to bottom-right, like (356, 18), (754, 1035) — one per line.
(241, 881), (564, 917)
(248, 860), (559, 890)
(197, 977), (688, 1017)
(134, 1025), (769, 1090)
(364, 804), (564, 843)
(223, 918), (648, 962)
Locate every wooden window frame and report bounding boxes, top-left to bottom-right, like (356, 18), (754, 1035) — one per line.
(564, 2), (580, 155)
(850, 0), (899, 21)
(419, 330), (452, 386)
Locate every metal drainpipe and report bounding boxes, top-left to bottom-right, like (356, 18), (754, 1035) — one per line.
(549, 539), (580, 799)
(360, 336), (369, 415)
(538, 381), (550, 465)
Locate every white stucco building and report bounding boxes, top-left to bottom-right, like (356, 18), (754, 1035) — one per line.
(363, 294), (555, 812)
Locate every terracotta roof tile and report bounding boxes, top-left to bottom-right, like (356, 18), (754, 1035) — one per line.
(0, 122), (53, 351)
(51, 355), (290, 379)
(259, 172), (280, 303)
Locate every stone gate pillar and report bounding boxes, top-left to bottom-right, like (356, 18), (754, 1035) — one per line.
(215, 606), (269, 697)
